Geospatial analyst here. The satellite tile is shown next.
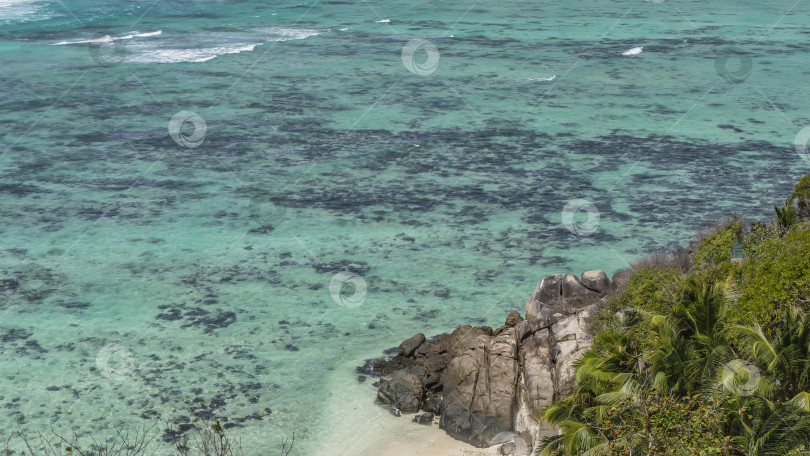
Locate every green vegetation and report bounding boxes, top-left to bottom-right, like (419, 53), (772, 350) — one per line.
(540, 173), (810, 456)
(732, 225), (810, 326)
(618, 266), (683, 314)
(692, 220), (742, 277)
(775, 175), (810, 230)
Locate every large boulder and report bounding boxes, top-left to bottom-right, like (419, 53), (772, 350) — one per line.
(420, 353), (447, 388)
(525, 274), (563, 320)
(398, 333), (426, 357)
(580, 270), (610, 293)
(562, 273), (597, 301)
(377, 369), (425, 413)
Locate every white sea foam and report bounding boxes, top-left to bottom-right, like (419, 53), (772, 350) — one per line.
(622, 46), (643, 56)
(0, 0), (50, 23)
(125, 43), (261, 64)
(257, 26), (323, 41)
(527, 75), (556, 82)
(52, 30), (162, 45)
(0, 0), (39, 8)
(375, 18), (390, 23)
(52, 26), (320, 63)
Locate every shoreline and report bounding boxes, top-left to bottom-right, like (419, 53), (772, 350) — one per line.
(312, 354), (499, 456)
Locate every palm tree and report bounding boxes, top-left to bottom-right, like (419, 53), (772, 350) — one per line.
(730, 308), (810, 401)
(648, 276), (735, 396)
(776, 177), (810, 230)
(539, 276), (810, 456)
(724, 394), (810, 456)
(538, 330), (643, 455)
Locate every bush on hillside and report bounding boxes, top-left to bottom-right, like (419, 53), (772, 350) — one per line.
(619, 266), (684, 314)
(691, 219), (742, 277)
(731, 223), (810, 326)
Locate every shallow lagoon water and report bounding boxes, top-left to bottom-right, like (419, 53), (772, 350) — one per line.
(1, 0), (810, 453)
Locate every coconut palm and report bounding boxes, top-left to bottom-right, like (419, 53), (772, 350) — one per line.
(775, 177), (810, 230)
(647, 276), (735, 396)
(730, 308), (810, 401)
(538, 330), (642, 456)
(724, 394), (810, 456)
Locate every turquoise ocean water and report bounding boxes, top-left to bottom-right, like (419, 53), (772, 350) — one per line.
(2, 0), (810, 453)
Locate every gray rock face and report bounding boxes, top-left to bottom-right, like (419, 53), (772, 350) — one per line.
(581, 270), (611, 293)
(520, 327), (553, 412)
(373, 270), (610, 452)
(398, 333), (426, 357)
(440, 328), (519, 446)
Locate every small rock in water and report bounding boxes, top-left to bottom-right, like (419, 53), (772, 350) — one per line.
(388, 406), (401, 417)
(357, 375), (367, 383)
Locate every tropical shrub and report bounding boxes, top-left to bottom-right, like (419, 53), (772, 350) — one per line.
(595, 392), (734, 455)
(797, 174), (810, 220)
(731, 223), (810, 326)
(691, 220), (742, 279)
(739, 220), (780, 258)
(539, 274), (810, 456)
(618, 266), (683, 314)
(775, 174), (810, 230)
